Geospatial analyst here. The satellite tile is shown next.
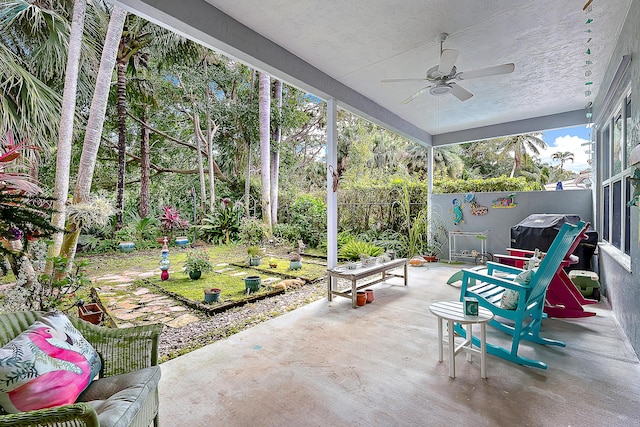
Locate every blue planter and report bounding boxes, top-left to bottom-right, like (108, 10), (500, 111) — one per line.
(204, 288), (221, 303)
(244, 276), (261, 293)
(175, 237), (189, 248)
(118, 241), (135, 253)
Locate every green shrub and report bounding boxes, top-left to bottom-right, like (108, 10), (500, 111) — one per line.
(287, 195), (326, 248)
(239, 217), (268, 246)
(338, 240), (384, 260)
(372, 229), (407, 257)
(434, 176), (540, 193)
(200, 200), (243, 244)
(126, 213), (160, 242)
(273, 223), (300, 245)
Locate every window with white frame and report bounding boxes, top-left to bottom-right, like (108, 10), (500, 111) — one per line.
(600, 90), (632, 257)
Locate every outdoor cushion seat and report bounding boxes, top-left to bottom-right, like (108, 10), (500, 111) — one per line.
(0, 311), (162, 427)
(78, 366), (161, 427)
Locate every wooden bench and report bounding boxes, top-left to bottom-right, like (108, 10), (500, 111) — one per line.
(327, 258), (408, 308)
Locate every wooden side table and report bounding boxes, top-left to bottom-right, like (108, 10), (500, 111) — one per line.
(429, 301), (494, 378)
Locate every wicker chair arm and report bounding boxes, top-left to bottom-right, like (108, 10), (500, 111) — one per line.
(69, 319), (163, 377)
(0, 403), (99, 427)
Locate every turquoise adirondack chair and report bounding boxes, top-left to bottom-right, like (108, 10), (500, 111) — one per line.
(453, 220), (588, 369)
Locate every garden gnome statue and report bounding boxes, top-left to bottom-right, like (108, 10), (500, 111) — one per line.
(159, 237), (170, 280)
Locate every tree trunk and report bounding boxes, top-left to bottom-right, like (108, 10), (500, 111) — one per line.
(60, 6), (127, 262)
(48, 0), (86, 261)
(270, 79), (282, 225)
(139, 105), (150, 218)
(193, 114), (207, 211)
(115, 61), (127, 229)
(258, 72), (272, 233)
(204, 59), (216, 213)
(244, 69), (256, 216)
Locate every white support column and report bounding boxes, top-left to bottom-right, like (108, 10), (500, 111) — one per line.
(427, 144), (434, 239)
(326, 98), (338, 271)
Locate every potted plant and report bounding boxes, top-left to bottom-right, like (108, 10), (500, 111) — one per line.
(203, 287), (221, 303)
(159, 205), (190, 244)
(268, 258), (279, 268)
(247, 246), (262, 266)
(422, 213), (447, 262)
(289, 252), (302, 270)
(183, 248), (214, 280)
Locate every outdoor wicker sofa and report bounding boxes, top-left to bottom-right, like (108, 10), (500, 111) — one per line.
(0, 311), (162, 427)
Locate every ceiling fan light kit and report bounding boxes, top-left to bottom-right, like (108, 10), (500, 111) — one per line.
(430, 82), (452, 95)
(381, 32), (515, 102)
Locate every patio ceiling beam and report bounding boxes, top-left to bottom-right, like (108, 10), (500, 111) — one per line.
(432, 109), (588, 146)
(113, 0), (432, 146)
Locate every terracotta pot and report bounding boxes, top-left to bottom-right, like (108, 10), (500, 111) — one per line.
(356, 291), (367, 306)
(78, 303), (103, 325)
(365, 289), (374, 303)
(422, 255), (438, 262)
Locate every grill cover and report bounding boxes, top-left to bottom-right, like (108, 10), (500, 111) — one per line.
(510, 214), (598, 271)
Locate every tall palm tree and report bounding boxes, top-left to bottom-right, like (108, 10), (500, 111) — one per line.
(49, 0), (86, 260)
(113, 15), (196, 227)
(433, 146), (464, 179)
(0, 0), (103, 166)
(60, 5), (128, 262)
(552, 151), (574, 172)
(496, 133), (548, 177)
(270, 79), (282, 224)
(258, 71), (272, 232)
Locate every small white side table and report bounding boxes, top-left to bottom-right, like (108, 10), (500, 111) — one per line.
(429, 301), (494, 378)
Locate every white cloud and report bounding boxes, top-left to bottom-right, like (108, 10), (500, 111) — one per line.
(539, 135), (591, 173)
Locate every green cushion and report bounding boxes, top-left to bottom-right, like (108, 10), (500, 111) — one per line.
(77, 366), (160, 427)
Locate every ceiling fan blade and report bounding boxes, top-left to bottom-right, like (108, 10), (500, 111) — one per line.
(380, 78), (428, 83)
(438, 49), (459, 75)
(401, 86), (432, 104)
(449, 83), (473, 101)
(457, 63), (515, 80)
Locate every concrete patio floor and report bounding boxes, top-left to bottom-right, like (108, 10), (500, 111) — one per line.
(158, 263), (640, 426)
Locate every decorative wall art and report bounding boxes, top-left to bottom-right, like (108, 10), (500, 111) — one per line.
(465, 193), (489, 216)
(491, 193), (518, 209)
(451, 198), (464, 225)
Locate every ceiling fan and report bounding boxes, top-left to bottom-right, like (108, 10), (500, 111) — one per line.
(381, 33), (515, 103)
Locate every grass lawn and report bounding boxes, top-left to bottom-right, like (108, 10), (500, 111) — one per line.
(2, 244), (328, 310)
(152, 253), (327, 305)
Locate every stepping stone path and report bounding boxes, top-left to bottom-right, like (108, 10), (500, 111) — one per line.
(94, 269), (201, 329)
(92, 263), (287, 329)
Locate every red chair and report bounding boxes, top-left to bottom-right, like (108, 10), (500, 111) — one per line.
(493, 227), (597, 319)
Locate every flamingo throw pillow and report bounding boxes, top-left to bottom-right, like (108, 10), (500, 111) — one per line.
(0, 311), (101, 414)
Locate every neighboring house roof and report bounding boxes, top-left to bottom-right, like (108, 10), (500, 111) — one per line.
(545, 173), (592, 191)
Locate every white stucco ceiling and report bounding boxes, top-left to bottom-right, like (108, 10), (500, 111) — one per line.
(117, 0), (631, 144)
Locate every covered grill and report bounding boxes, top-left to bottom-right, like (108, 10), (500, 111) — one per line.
(510, 214), (598, 271)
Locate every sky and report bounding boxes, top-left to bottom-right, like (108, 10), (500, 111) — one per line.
(540, 126), (592, 173)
